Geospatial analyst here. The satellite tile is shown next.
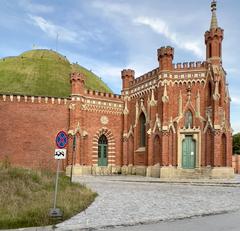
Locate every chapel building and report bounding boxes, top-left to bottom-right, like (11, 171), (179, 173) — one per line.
(66, 0), (233, 178)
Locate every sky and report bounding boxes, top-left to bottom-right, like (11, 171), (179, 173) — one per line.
(0, 0), (239, 133)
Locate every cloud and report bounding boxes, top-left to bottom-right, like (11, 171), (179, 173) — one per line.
(231, 96), (240, 106)
(91, 1), (131, 16)
(29, 15), (78, 43)
(133, 16), (203, 57)
(20, 0), (54, 14)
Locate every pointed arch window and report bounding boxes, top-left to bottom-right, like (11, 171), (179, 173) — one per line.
(139, 112), (146, 147)
(185, 110), (193, 128)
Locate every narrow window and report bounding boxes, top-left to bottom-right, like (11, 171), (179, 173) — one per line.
(139, 113), (146, 147)
(219, 43), (222, 58)
(185, 110), (193, 128)
(209, 44), (212, 58)
(208, 82), (212, 106)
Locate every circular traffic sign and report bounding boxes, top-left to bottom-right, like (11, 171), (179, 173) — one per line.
(56, 131), (68, 148)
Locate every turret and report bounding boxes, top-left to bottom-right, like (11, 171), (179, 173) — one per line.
(157, 46), (174, 71)
(205, 0), (224, 65)
(121, 69), (135, 90)
(70, 72), (85, 96)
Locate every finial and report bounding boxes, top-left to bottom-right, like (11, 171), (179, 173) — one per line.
(210, 0), (218, 29)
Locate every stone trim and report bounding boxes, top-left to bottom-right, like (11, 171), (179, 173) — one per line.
(92, 127), (116, 165)
(177, 128), (201, 169)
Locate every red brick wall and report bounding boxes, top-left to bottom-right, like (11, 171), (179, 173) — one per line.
(0, 97), (69, 170)
(232, 155), (240, 174)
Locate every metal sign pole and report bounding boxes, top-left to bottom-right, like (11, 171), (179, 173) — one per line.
(50, 130), (68, 218)
(53, 159), (60, 209)
(49, 159), (63, 218)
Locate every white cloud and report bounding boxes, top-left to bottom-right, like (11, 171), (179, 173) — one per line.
(29, 15), (78, 43)
(231, 96), (240, 105)
(133, 16), (203, 57)
(20, 0), (54, 14)
(91, 1), (131, 16)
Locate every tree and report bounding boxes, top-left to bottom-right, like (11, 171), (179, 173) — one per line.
(233, 133), (240, 154)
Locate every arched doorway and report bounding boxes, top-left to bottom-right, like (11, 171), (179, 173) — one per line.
(98, 134), (108, 166)
(182, 135), (196, 169)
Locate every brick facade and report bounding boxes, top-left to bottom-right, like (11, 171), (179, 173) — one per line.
(0, 1), (235, 178)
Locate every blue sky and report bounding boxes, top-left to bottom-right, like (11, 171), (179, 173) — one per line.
(0, 0), (239, 133)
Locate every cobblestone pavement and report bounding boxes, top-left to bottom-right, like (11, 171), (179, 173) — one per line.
(56, 175), (240, 230)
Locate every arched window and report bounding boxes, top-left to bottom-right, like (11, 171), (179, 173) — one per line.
(98, 134), (108, 145)
(185, 110), (193, 128)
(139, 112), (146, 147)
(98, 135), (108, 166)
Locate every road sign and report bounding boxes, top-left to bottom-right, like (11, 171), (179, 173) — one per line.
(56, 131), (68, 148)
(54, 149), (66, 159)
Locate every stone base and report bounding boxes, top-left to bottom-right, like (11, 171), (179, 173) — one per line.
(66, 165), (234, 179)
(66, 165), (92, 176)
(210, 167), (234, 179)
(146, 165), (160, 178)
(159, 166), (234, 179)
(135, 166), (147, 176)
(66, 165), (121, 176)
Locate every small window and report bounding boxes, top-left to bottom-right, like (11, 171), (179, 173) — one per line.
(209, 44), (212, 58)
(139, 113), (146, 147)
(185, 110), (193, 128)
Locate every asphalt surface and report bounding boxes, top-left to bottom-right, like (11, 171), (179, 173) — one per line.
(106, 210), (240, 231)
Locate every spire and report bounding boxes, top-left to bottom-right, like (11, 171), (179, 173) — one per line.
(210, 0), (218, 29)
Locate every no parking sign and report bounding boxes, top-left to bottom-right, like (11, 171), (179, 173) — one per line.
(55, 131), (68, 149)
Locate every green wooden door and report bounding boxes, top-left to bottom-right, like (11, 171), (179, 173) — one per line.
(182, 136), (196, 169)
(98, 135), (108, 166)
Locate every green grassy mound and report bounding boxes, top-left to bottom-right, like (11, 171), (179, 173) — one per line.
(0, 49), (112, 97)
(0, 162), (97, 229)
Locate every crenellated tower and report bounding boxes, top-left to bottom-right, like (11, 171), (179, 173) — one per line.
(121, 69), (135, 91)
(70, 72), (85, 96)
(157, 46), (174, 71)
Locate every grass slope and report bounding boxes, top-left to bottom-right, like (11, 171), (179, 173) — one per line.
(0, 49), (112, 97)
(0, 162), (97, 229)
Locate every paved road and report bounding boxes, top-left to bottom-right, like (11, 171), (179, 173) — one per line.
(107, 210), (240, 231)
(57, 175), (240, 230)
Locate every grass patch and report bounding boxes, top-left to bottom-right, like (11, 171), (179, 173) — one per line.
(0, 162), (97, 229)
(0, 49), (112, 97)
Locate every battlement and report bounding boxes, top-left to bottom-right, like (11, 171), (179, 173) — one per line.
(157, 46), (174, 59)
(0, 93), (68, 105)
(85, 89), (122, 100)
(130, 68), (158, 86)
(121, 69), (135, 78)
(173, 61), (207, 70)
(70, 72), (85, 83)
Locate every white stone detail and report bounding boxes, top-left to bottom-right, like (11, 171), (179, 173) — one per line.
(100, 116), (109, 125)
